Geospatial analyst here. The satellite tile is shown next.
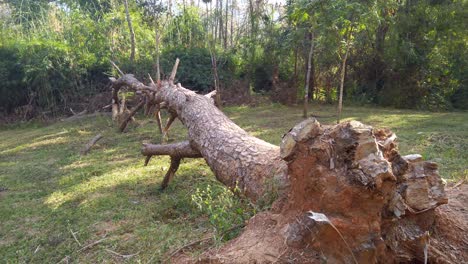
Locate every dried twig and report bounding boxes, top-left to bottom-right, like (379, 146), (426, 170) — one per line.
(169, 58), (180, 83)
(105, 248), (139, 259)
(61, 110), (87, 122)
(164, 237), (212, 262)
(80, 134), (103, 155)
(452, 180), (465, 189)
(34, 245), (40, 254)
(69, 228), (82, 246)
(77, 237), (108, 253)
(110, 60), (125, 77)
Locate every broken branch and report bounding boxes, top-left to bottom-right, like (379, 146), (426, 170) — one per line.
(169, 58), (180, 83)
(119, 99), (145, 132)
(141, 141), (201, 158)
(162, 113), (177, 142)
(80, 134), (103, 155)
(161, 157), (181, 189)
(78, 237), (108, 253)
(109, 60), (125, 76)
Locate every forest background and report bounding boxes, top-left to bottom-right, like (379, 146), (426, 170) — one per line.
(0, 0), (466, 117)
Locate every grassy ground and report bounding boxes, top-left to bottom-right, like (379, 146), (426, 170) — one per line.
(0, 104), (466, 263)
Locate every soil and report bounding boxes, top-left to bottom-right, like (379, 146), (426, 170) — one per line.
(430, 182), (468, 263)
(170, 183), (467, 264)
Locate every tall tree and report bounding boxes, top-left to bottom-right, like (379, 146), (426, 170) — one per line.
(123, 0), (136, 63)
(303, 31), (314, 118)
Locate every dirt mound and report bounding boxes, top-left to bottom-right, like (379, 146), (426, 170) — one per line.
(430, 183), (468, 263)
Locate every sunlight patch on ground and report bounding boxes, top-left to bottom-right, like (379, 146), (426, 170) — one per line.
(0, 136), (69, 155)
(45, 165), (158, 209)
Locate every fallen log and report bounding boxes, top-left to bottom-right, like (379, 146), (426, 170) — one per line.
(109, 60), (463, 263)
(80, 134), (103, 155)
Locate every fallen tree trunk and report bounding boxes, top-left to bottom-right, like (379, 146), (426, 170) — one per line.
(110, 72), (288, 201)
(110, 61), (464, 264)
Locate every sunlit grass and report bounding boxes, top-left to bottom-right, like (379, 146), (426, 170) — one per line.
(0, 104), (466, 263)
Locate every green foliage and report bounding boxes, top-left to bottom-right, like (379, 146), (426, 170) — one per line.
(0, 45), (27, 112)
(191, 184), (254, 241)
(164, 6), (206, 48)
(161, 47), (237, 92)
(0, 0), (466, 113)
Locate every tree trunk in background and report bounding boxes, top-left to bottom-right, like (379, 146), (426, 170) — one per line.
(248, 0), (257, 91)
(155, 23), (161, 81)
(219, 0), (224, 45)
(368, 20), (388, 97)
(123, 0), (136, 63)
(230, 0), (234, 47)
(110, 69), (462, 264)
(337, 42), (350, 123)
(210, 50), (223, 109)
(224, 0), (229, 49)
(304, 33), (316, 101)
(337, 23), (354, 123)
(214, 0), (218, 44)
(303, 32), (314, 118)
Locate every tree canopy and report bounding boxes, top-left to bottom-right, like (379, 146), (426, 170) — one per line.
(0, 0), (466, 114)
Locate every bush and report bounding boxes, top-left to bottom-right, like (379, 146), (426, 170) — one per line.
(0, 46), (27, 112)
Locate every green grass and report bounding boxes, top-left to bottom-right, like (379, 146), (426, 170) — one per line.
(0, 104), (466, 263)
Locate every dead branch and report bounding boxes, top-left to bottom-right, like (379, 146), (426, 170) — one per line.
(110, 74), (155, 93)
(142, 141), (201, 184)
(144, 155), (152, 166)
(105, 248), (139, 259)
(154, 104), (163, 134)
(162, 113), (177, 142)
(161, 157), (181, 189)
(110, 60), (125, 76)
(119, 99), (145, 132)
(61, 110), (88, 122)
(169, 58), (180, 83)
(69, 228), (82, 246)
(80, 134), (103, 155)
(205, 90), (217, 99)
(141, 141), (201, 158)
(78, 237), (108, 253)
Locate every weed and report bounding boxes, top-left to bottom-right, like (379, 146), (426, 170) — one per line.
(191, 184), (254, 242)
